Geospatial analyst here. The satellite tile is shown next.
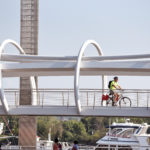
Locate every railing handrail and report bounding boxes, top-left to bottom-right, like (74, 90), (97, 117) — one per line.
(4, 88), (150, 93)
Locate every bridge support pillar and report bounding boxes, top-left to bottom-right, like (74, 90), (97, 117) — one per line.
(19, 0), (38, 149)
(19, 116), (37, 150)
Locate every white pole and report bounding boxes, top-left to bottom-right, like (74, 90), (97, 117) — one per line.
(102, 75), (107, 106)
(102, 75), (107, 90)
(48, 128), (51, 141)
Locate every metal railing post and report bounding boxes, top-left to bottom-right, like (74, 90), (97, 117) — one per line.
(147, 93), (149, 110)
(93, 92), (96, 109)
(67, 91), (69, 107)
(36, 90), (39, 105)
(137, 92), (139, 107)
(15, 91), (17, 107)
(87, 92), (88, 106)
(42, 90), (44, 108)
(38, 90), (41, 105)
(62, 92), (64, 106)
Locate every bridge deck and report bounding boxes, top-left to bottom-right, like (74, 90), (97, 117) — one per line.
(1, 89), (150, 117)
(0, 106), (149, 117)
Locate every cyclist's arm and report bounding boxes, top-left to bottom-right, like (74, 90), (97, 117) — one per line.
(112, 84), (117, 89)
(118, 85), (122, 90)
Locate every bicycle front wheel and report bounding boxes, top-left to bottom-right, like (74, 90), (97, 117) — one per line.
(119, 97), (132, 107)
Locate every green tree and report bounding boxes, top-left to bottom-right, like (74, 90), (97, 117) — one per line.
(62, 120), (87, 142)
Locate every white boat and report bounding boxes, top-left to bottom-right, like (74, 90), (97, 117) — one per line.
(37, 138), (70, 150)
(36, 132), (70, 150)
(1, 140), (70, 150)
(1, 132), (70, 150)
(0, 122), (4, 135)
(95, 120), (150, 150)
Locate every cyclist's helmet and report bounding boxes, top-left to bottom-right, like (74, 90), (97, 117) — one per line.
(114, 76), (118, 80)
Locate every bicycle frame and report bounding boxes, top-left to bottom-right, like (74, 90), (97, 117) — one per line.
(107, 90), (123, 105)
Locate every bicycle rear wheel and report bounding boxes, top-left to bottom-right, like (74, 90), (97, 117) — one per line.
(119, 97), (132, 107)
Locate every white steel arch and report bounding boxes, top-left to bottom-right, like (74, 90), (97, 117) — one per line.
(0, 39), (37, 113)
(74, 40), (107, 114)
(2, 39), (150, 116)
(0, 39), (25, 56)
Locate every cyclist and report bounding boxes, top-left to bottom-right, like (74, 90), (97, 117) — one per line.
(110, 76), (122, 106)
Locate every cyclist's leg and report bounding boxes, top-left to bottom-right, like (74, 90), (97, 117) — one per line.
(113, 90), (119, 106)
(110, 90), (115, 106)
(110, 90), (114, 95)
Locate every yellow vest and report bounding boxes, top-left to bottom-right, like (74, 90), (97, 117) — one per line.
(110, 80), (119, 90)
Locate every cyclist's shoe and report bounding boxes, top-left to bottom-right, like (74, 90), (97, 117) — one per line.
(114, 103), (118, 106)
(113, 102), (118, 106)
(112, 102), (115, 106)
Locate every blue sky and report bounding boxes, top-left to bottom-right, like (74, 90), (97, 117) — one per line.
(0, 0), (150, 89)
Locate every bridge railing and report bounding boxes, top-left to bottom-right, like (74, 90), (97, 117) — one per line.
(2, 89), (150, 108)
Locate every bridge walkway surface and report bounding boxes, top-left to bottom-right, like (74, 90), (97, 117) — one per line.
(0, 89), (149, 117)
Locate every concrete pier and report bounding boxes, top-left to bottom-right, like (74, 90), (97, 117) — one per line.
(19, 116), (37, 150)
(19, 0), (38, 149)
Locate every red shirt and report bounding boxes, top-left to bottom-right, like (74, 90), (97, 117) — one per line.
(53, 143), (59, 150)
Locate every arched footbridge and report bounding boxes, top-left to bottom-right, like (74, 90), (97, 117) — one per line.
(0, 39), (150, 117)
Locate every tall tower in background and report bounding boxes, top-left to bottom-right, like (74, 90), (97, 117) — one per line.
(20, 0), (38, 55)
(19, 0), (38, 149)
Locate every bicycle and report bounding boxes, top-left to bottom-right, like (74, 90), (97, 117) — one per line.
(101, 90), (132, 107)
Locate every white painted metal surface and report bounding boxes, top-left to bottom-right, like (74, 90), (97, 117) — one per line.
(0, 40), (37, 113)
(2, 60), (150, 77)
(0, 39), (150, 116)
(74, 40), (106, 113)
